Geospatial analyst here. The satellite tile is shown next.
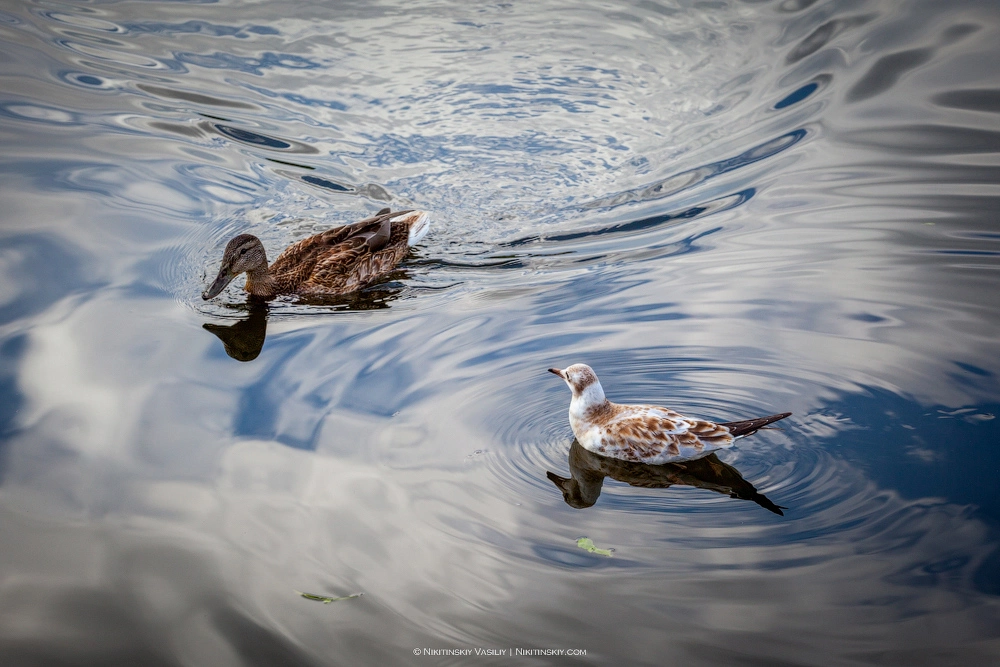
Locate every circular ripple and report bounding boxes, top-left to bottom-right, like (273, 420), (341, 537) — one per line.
(475, 353), (827, 514)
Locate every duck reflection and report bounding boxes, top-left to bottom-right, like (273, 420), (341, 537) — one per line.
(547, 440), (786, 515)
(203, 303), (270, 361)
(202, 278), (409, 361)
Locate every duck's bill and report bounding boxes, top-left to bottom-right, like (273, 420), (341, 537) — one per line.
(548, 368), (565, 378)
(203, 268), (234, 300)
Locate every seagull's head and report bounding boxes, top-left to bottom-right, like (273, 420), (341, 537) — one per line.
(548, 363), (605, 404)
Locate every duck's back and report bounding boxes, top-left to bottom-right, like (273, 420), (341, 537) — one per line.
(267, 213), (412, 295)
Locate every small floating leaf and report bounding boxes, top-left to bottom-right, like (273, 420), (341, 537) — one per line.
(295, 590), (364, 604)
(576, 537), (613, 557)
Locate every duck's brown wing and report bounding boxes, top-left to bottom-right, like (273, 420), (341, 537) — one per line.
(300, 237), (370, 293)
(268, 213), (395, 277)
(268, 210), (413, 295)
(303, 236), (408, 294)
(315, 216), (382, 247)
(351, 215), (392, 252)
(314, 209), (412, 247)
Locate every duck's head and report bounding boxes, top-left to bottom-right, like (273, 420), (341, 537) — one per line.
(548, 363), (606, 404)
(203, 234), (267, 300)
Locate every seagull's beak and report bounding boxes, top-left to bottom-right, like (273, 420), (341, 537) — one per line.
(548, 368), (565, 379)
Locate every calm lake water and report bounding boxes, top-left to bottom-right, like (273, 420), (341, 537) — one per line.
(2, 0), (999, 664)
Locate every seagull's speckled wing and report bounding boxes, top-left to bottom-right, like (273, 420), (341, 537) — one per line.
(591, 405), (735, 464)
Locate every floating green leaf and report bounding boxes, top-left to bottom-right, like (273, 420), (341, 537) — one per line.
(295, 590), (364, 604)
(576, 537), (613, 557)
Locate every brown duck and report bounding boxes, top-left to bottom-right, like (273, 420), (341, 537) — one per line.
(202, 208), (430, 300)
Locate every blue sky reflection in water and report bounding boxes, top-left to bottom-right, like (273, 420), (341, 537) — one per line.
(1, 0), (999, 664)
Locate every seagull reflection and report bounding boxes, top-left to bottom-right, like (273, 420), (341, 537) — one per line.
(203, 303), (270, 361)
(547, 440), (786, 515)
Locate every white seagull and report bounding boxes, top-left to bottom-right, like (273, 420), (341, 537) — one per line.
(548, 364), (790, 465)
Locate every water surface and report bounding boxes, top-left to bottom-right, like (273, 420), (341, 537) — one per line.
(1, 0), (999, 664)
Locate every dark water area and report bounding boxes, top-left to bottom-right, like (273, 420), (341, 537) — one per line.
(1, 0), (1000, 664)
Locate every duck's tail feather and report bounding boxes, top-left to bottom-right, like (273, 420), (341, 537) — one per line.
(718, 412), (791, 438)
(391, 210), (429, 246)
